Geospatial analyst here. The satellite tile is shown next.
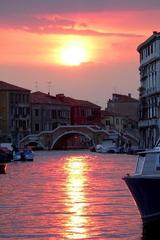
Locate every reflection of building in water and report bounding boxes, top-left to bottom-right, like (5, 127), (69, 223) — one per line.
(64, 156), (89, 239)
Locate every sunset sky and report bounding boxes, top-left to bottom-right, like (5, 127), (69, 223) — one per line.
(0, 0), (160, 108)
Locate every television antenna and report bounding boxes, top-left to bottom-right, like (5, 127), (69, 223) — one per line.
(48, 81), (52, 95)
(35, 81), (38, 92)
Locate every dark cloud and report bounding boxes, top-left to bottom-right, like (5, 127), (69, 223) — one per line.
(0, 0), (158, 37)
(0, 11), (145, 38)
(0, 14), (144, 38)
(0, 0), (160, 15)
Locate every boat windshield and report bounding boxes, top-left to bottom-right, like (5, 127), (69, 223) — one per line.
(135, 155), (145, 175)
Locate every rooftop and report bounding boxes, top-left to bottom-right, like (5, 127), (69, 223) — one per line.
(109, 93), (138, 103)
(137, 31), (160, 52)
(31, 91), (68, 105)
(56, 94), (101, 108)
(0, 81), (30, 92)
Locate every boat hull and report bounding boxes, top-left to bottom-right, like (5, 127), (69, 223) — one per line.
(0, 164), (7, 174)
(123, 176), (160, 225)
(21, 151), (34, 161)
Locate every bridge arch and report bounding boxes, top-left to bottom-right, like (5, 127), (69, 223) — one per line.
(51, 130), (92, 149)
(19, 125), (109, 150)
(26, 141), (46, 150)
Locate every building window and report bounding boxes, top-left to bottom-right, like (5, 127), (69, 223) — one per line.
(52, 110), (57, 118)
(11, 120), (14, 128)
(81, 109), (85, 116)
(23, 121), (26, 130)
(19, 107), (22, 115)
(34, 109), (39, 117)
(35, 123), (39, 131)
(27, 120), (29, 128)
(26, 95), (29, 103)
(52, 122), (58, 129)
(22, 94), (25, 103)
(116, 118), (119, 124)
(151, 44), (153, 54)
(106, 120), (110, 125)
(86, 109), (92, 116)
(19, 120), (22, 128)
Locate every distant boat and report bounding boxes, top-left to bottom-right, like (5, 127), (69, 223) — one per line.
(0, 149), (8, 174)
(0, 147), (12, 162)
(95, 139), (119, 153)
(13, 150), (34, 161)
(13, 151), (22, 161)
(123, 139), (160, 225)
(21, 150), (34, 161)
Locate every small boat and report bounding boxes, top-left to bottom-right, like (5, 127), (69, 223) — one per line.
(0, 147), (12, 162)
(13, 151), (22, 161)
(12, 144), (34, 162)
(21, 150), (34, 161)
(95, 139), (119, 153)
(89, 146), (96, 152)
(123, 138), (160, 225)
(0, 163), (7, 174)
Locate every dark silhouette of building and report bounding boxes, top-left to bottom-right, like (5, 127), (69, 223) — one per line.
(0, 81), (31, 144)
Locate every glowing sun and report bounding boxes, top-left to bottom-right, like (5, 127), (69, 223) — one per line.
(59, 43), (87, 66)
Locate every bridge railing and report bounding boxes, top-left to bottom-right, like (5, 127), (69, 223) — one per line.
(18, 125), (111, 150)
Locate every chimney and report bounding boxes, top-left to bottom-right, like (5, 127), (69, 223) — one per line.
(128, 93), (131, 98)
(56, 94), (65, 100)
(153, 31), (157, 35)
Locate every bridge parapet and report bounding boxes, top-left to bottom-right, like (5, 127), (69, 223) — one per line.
(19, 125), (109, 150)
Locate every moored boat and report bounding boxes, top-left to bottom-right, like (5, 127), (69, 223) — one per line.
(13, 151), (22, 161)
(12, 144), (34, 162)
(95, 139), (119, 153)
(123, 139), (160, 225)
(21, 150), (34, 161)
(0, 147), (12, 162)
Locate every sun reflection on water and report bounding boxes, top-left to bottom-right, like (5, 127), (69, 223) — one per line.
(64, 155), (89, 239)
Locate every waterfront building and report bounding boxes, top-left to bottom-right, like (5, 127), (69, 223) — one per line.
(137, 31), (160, 148)
(106, 93), (139, 122)
(56, 94), (101, 125)
(104, 93), (139, 143)
(31, 91), (71, 133)
(101, 109), (138, 136)
(101, 109), (125, 132)
(0, 81), (31, 144)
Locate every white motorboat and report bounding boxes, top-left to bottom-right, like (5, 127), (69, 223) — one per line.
(95, 139), (118, 153)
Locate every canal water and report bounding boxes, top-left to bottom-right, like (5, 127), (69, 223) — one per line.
(0, 151), (145, 239)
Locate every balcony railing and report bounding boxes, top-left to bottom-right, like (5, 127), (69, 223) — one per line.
(138, 118), (158, 127)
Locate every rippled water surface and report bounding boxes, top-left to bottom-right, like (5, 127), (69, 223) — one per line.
(0, 151), (143, 239)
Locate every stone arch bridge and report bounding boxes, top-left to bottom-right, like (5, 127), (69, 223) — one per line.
(19, 125), (109, 150)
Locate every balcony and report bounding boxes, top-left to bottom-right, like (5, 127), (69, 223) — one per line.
(138, 118), (158, 127)
(138, 86), (146, 97)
